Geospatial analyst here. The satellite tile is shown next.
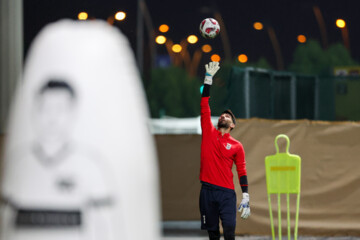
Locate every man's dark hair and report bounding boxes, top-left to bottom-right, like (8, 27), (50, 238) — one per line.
(38, 80), (76, 98)
(222, 109), (236, 126)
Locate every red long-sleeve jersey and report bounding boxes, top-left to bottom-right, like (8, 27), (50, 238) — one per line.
(200, 96), (247, 190)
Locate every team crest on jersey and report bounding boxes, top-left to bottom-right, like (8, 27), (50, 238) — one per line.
(225, 143), (232, 150)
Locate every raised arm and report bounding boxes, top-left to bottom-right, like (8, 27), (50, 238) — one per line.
(200, 62), (220, 134)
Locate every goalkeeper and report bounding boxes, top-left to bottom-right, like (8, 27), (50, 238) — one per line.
(199, 61), (250, 240)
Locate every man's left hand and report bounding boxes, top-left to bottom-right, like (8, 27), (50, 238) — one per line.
(238, 193), (250, 219)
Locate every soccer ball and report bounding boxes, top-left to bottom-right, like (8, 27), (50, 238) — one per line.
(199, 18), (220, 39)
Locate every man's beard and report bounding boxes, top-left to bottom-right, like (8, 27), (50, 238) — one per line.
(217, 120), (230, 129)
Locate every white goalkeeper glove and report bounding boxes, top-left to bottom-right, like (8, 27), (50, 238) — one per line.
(204, 61), (220, 85)
(238, 192), (250, 219)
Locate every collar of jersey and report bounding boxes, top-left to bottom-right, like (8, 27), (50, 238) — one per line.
(217, 130), (230, 138)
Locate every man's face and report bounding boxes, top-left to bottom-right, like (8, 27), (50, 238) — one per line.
(217, 113), (234, 129)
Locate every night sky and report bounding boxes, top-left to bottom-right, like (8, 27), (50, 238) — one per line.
(24, 0), (360, 71)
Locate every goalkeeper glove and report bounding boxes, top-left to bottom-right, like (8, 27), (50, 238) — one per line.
(238, 192), (250, 219)
(204, 61), (220, 85)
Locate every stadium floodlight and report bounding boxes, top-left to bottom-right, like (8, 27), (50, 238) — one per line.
(210, 54), (221, 62)
(159, 24), (169, 33)
(78, 12), (88, 21)
(155, 35), (166, 45)
(238, 54), (248, 63)
(187, 35), (198, 44)
(115, 11), (126, 21)
(253, 22), (264, 30)
(202, 44), (212, 53)
(336, 19), (346, 28)
(172, 44), (182, 53)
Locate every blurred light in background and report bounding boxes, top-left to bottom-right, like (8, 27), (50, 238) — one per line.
(238, 54), (248, 63)
(211, 54), (221, 62)
(187, 35), (198, 44)
(253, 22), (263, 30)
(159, 24), (169, 33)
(78, 12), (88, 21)
(115, 11), (126, 21)
(297, 34), (307, 43)
(202, 44), (212, 53)
(336, 19), (346, 28)
(172, 44), (182, 53)
(155, 35), (166, 44)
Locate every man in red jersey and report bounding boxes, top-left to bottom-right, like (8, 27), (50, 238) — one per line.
(199, 62), (250, 240)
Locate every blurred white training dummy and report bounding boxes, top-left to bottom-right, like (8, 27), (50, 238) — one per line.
(0, 20), (161, 240)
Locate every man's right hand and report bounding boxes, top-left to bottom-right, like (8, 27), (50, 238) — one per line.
(204, 61), (220, 85)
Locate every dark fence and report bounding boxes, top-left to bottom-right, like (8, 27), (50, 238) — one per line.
(227, 67), (360, 121)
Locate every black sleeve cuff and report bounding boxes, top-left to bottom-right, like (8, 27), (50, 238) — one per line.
(240, 175), (248, 193)
(202, 84), (211, 97)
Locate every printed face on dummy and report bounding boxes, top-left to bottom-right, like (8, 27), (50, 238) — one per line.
(217, 113), (234, 129)
(33, 87), (76, 147)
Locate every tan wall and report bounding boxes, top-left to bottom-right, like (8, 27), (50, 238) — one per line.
(155, 118), (360, 236)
